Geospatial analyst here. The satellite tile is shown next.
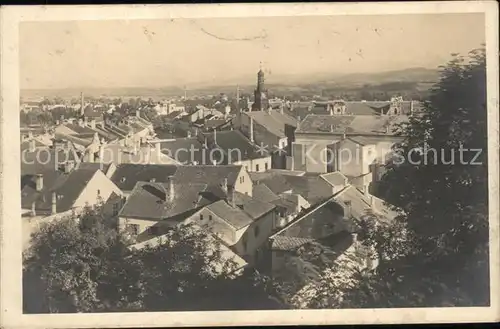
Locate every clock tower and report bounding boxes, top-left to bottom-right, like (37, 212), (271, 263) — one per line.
(252, 66), (269, 111)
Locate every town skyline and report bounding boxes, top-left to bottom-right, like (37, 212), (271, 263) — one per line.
(20, 13), (485, 90)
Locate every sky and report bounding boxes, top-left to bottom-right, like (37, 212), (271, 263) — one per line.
(20, 13), (485, 90)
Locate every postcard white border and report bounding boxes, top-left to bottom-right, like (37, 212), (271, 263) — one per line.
(1, 2), (499, 327)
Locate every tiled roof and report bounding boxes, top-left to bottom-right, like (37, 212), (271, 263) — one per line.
(252, 184), (280, 203)
(158, 137), (207, 165)
(346, 135), (405, 146)
(245, 109), (298, 138)
(110, 164), (179, 191)
(21, 146), (80, 176)
(271, 236), (315, 251)
(173, 165), (242, 189)
(118, 181), (211, 220)
(207, 130), (270, 163)
(297, 114), (408, 135)
(320, 172), (349, 187)
(249, 172), (293, 195)
(21, 168), (99, 213)
(62, 123), (96, 135)
(54, 132), (93, 148)
(84, 106), (104, 118)
(284, 175), (335, 205)
(334, 185), (373, 220)
(233, 192), (276, 220)
(206, 200), (254, 229)
(98, 144), (178, 165)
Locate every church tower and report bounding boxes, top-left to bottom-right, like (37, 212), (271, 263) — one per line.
(252, 65), (269, 111)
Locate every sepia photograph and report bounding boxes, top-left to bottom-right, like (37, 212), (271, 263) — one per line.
(1, 2), (499, 327)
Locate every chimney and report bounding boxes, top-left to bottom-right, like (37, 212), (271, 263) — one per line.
(80, 92), (84, 116)
(28, 131), (33, 140)
(330, 124), (334, 133)
(136, 110), (140, 118)
(227, 184), (235, 207)
(29, 139), (36, 152)
(385, 125), (390, 134)
(78, 119), (84, 127)
(249, 117), (254, 142)
(363, 184), (369, 197)
(51, 192), (57, 214)
(155, 142), (161, 157)
(65, 160), (75, 173)
(212, 160), (217, 166)
(187, 131), (192, 138)
(90, 119), (96, 129)
(88, 150), (95, 163)
(213, 128), (217, 145)
(35, 174), (43, 191)
(344, 200), (352, 219)
(31, 202), (36, 217)
(267, 106), (272, 114)
(280, 102), (284, 115)
(222, 178), (228, 193)
(410, 101), (414, 115)
(167, 176), (174, 202)
(342, 131), (346, 140)
(195, 129), (198, 137)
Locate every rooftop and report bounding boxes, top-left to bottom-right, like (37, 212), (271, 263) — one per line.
(118, 181), (211, 221)
(296, 114), (409, 135)
(21, 167), (99, 213)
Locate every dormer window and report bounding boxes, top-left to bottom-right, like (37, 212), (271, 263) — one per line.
(120, 177), (126, 183)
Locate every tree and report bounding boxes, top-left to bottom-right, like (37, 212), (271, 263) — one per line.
(23, 205), (141, 313)
(23, 209), (279, 313)
(351, 46), (489, 307)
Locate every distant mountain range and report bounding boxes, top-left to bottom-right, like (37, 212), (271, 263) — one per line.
(21, 67), (440, 100)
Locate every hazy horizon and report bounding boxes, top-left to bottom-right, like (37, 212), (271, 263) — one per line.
(20, 13), (485, 90)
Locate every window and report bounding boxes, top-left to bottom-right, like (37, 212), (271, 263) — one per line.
(254, 225), (260, 237)
(126, 224), (139, 235)
(264, 162), (268, 170)
(256, 164), (260, 172)
(112, 202), (120, 216)
(242, 235), (247, 252)
(240, 176), (244, 184)
(200, 214), (204, 221)
(97, 189), (101, 197)
(148, 226), (159, 235)
(209, 215), (213, 221)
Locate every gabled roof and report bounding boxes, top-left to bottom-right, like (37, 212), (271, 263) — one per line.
(271, 236), (315, 251)
(252, 184), (280, 203)
(54, 132), (93, 148)
(173, 165), (243, 188)
(21, 168), (99, 213)
(110, 164), (179, 191)
(158, 137), (206, 165)
(283, 175), (335, 205)
(249, 172), (293, 195)
(207, 130), (270, 163)
(84, 105), (104, 118)
(297, 114), (408, 135)
(320, 172), (349, 188)
(233, 192), (276, 220)
(118, 181), (212, 220)
(98, 144), (178, 166)
(62, 123), (96, 135)
(206, 200), (254, 229)
(21, 146), (80, 176)
(245, 109), (298, 138)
